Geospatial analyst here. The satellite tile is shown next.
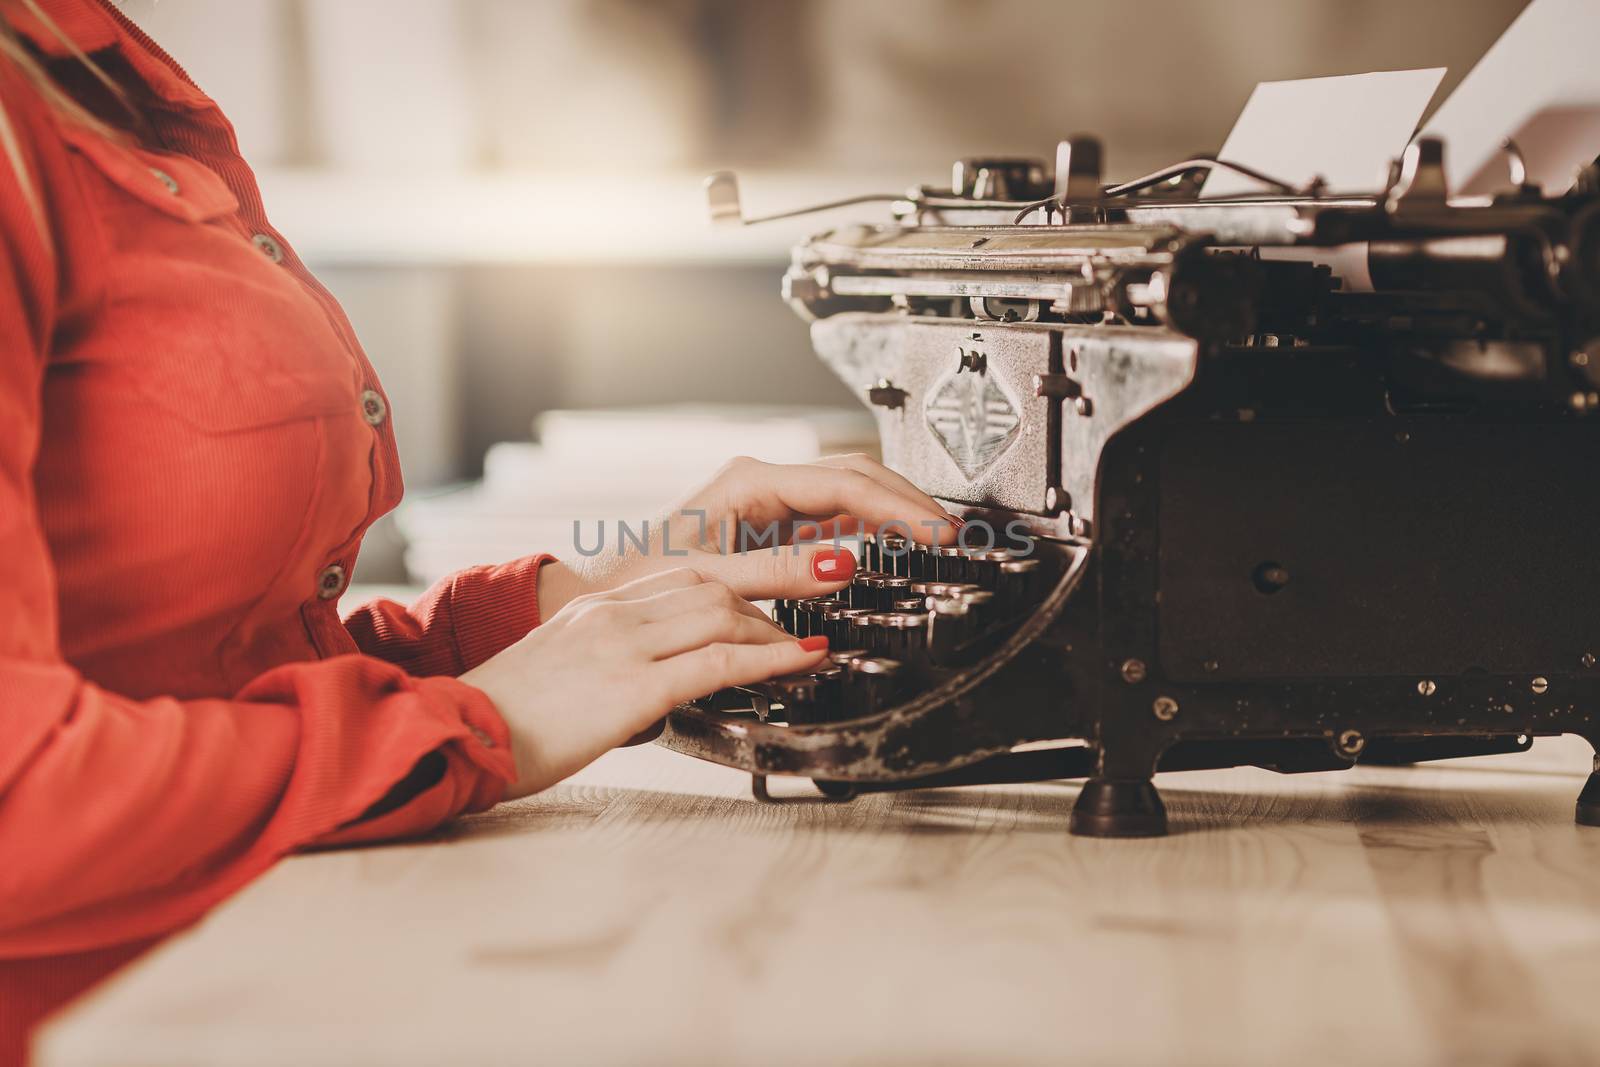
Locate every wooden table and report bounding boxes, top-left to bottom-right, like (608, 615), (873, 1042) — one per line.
(38, 736), (1600, 1067)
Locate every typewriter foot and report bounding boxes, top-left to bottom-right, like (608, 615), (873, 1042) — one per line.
(1069, 778), (1168, 838)
(1576, 773), (1600, 828)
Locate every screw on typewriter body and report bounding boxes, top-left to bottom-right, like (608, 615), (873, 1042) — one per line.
(866, 380), (908, 410)
(1152, 696), (1180, 722)
(1418, 679), (1438, 697)
(1033, 373), (1082, 400)
(1532, 676), (1551, 695)
(1120, 658), (1148, 685)
(1043, 485), (1070, 514)
(1335, 730), (1367, 758)
(957, 347), (987, 374)
(1584, 653), (1598, 670)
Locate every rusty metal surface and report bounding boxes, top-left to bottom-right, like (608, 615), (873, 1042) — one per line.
(807, 314), (1197, 531)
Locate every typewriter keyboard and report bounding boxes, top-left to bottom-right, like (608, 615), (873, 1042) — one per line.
(697, 532), (1050, 726)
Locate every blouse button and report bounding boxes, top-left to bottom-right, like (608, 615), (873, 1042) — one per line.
(360, 389), (388, 426)
(149, 168), (179, 195)
(252, 233), (285, 264)
(316, 564), (346, 601)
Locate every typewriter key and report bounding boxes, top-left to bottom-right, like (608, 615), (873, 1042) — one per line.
(935, 545), (969, 582)
(772, 598), (798, 633)
(879, 532), (909, 577)
(861, 533), (881, 573)
(880, 575), (912, 610)
(997, 556), (1043, 610)
(794, 598), (833, 638)
(830, 606), (873, 645)
(850, 611), (889, 655)
(868, 610), (929, 662)
(894, 596), (924, 612)
(844, 656), (902, 717)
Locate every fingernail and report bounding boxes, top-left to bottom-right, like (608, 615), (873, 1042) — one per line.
(948, 515), (965, 530)
(798, 635), (829, 652)
(811, 547), (856, 582)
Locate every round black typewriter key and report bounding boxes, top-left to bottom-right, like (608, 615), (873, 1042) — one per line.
(773, 598), (799, 634)
(795, 598), (833, 639)
(935, 545), (969, 583)
(844, 656), (903, 717)
(997, 556), (1043, 610)
(869, 610), (929, 662)
(847, 571), (882, 609)
(906, 543), (934, 579)
(928, 596), (973, 661)
(879, 575), (912, 610)
(832, 608), (872, 645)
(850, 611), (888, 655)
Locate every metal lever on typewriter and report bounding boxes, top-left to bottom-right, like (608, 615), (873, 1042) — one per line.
(702, 171), (1043, 228)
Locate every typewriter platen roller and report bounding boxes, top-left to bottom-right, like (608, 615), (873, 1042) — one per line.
(661, 137), (1600, 836)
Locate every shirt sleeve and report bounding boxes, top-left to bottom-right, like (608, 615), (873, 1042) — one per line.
(0, 83), (516, 958)
(342, 554), (556, 677)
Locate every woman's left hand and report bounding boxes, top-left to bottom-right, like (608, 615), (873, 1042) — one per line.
(536, 453), (962, 619)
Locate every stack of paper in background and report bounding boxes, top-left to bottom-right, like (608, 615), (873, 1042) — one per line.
(395, 404), (878, 585)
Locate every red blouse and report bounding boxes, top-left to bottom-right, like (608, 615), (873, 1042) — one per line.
(0, 1), (545, 1057)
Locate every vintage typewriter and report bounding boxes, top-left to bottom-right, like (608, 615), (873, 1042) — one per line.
(656, 135), (1600, 836)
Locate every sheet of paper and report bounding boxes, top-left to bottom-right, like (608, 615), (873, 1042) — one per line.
(1422, 0), (1600, 195)
(1202, 69), (1446, 198)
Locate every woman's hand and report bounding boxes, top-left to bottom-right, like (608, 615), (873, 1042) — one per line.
(462, 568), (830, 799)
(537, 453), (961, 619)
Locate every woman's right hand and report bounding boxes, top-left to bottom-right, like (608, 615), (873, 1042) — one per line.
(460, 568), (829, 800)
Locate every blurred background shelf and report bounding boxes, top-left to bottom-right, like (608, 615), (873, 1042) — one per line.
(255, 169), (935, 265)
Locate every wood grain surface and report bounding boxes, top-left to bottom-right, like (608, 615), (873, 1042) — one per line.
(37, 736), (1600, 1067)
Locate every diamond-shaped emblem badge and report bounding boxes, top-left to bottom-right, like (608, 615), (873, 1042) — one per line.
(925, 369), (1022, 479)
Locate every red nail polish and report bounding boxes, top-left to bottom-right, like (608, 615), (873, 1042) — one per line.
(948, 515), (966, 530)
(811, 547), (856, 582)
(798, 635), (829, 652)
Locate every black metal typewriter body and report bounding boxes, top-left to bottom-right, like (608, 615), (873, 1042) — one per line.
(659, 138), (1600, 835)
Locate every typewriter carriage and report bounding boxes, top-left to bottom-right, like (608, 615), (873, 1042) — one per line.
(661, 137), (1600, 835)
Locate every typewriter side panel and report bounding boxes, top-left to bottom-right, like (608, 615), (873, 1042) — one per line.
(1087, 343), (1600, 821)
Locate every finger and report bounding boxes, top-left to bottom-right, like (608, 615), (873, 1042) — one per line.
(619, 717), (667, 747)
(589, 566), (708, 602)
(638, 606), (797, 660)
(688, 542), (857, 602)
(726, 460), (955, 549)
(814, 453), (957, 535)
(650, 639), (831, 707)
(606, 579), (778, 628)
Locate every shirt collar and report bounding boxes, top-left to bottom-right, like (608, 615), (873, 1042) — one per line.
(6, 0), (211, 108)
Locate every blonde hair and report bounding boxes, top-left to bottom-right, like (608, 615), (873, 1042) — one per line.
(0, 0), (140, 246)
